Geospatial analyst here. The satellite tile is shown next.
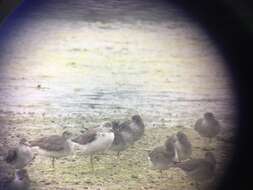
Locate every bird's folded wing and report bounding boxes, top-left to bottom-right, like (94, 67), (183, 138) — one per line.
(30, 136), (65, 151)
(194, 119), (203, 130)
(72, 131), (97, 145)
(176, 159), (203, 172)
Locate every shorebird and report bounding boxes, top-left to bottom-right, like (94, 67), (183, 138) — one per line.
(148, 136), (177, 174)
(165, 131), (192, 162)
(69, 127), (114, 172)
(6, 169), (30, 190)
(109, 115), (145, 157)
(125, 114), (145, 142)
(148, 146), (176, 172)
(0, 161), (15, 189)
(5, 138), (34, 169)
(174, 152), (216, 189)
(30, 131), (72, 168)
(194, 112), (221, 143)
(110, 121), (129, 158)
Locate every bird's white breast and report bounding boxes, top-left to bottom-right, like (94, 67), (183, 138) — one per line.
(70, 132), (114, 155)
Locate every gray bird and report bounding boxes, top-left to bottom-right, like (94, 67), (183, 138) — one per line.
(174, 152), (216, 189)
(127, 115), (145, 142)
(0, 161), (15, 189)
(5, 138), (34, 169)
(148, 137), (177, 173)
(6, 169), (30, 190)
(30, 131), (72, 168)
(109, 115), (145, 157)
(194, 112), (221, 143)
(110, 121), (129, 158)
(116, 114), (145, 145)
(165, 131), (192, 162)
(148, 146), (176, 172)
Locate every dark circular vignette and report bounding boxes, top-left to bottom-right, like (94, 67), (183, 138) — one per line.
(168, 0), (253, 189)
(0, 0), (252, 190)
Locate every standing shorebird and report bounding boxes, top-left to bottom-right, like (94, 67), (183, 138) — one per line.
(5, 138), (34, 169)
(69, 127), (114, 172)
(165, 131), (192, 162)
(194, 112), (221, 143)
(174, 152), (216, 189)
(30, 131), (72, 168)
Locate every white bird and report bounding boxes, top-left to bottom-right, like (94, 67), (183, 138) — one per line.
(69, 127), (114, 172)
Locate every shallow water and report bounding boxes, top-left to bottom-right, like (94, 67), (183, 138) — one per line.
(0, 1), (236, 128)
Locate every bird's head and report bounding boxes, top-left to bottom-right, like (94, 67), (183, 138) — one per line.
(176, 131), (189, 142)
(204, 112), (215, 120)
(111, 121), (120, 132)
(62, 131), (72, 139)
(19, 138), (30, 146)
(132, 115), (144, 126)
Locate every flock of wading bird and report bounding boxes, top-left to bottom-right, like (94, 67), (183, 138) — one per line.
(0, 112), (221, 190)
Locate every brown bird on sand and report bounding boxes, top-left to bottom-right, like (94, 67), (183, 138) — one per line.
(30, 131), (72, 168)
(174, 152), (216, 189)
(194, 112), (221, 143)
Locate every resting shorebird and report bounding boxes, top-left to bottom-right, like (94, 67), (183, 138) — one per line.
(148, 146), (175, 172)
(148, 136), (177, 174)
(174, 152), (216, 189)
(108, 121), (130, 158)
(69, 127), (114, 172)
(30, 131), (72, 168)
(109, 115), (145, 157)
(6, 169), (30, 190)
(122, 114), (145, 143)
(194, 112), (221, 143)
(0, 161), (15, 189)
(165, 131), (192, 162)
(5, 138), (34, 169)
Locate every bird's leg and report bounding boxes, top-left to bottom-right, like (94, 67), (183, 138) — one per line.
(207, 137), (213, 150)
(117, 151), (121, 159)
(52, 157), (55, 168)
(159, 170), (164, 178)
(204, 138), (208, 145)
(90, 154), (94, 173)
(195, 181), (200, 190)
